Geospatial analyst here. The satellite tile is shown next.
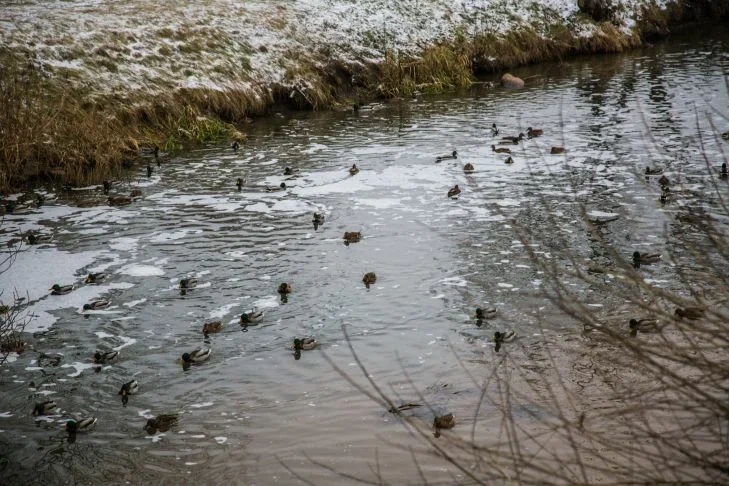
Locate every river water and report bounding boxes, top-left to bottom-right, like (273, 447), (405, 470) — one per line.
(1, 28), (728, 484)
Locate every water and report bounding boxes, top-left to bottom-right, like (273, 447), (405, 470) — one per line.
(1, 28), (729, 484)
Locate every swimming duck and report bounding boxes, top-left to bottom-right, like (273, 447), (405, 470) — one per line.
(236, 178), (244, 191)
(179, 278), (198, 290)
(103, 181), (111, 195)
(362, 272), (377, 289)
(66, 417), (97, 433)
(447, 185), (461, 198)
(278, 283), (292, 294)
(550, 147), (566, 154)
(93, 350), (119, 364)
(494, 331), (516, 352)
(202, 321), (223, 335)
(349, 164), (360, 175)
(504, 156), (514, 164)
(645, 167), (663, 175)
(181, 348), (211, 366)
(476, 307), (497, 320)
(232, 141), (240, 152)
(312, 213), (325, 225)
(658, 175), (670, 187)
(83, 299), (111, 311)
(240, 310), (264, 325)
(266, 182), (287, 192)
(492, 145), (511, 154)
(435, 151), (458, 163)
(284, 167), (295, 176)
(388, 402), (422, 413)
(463, 163), (475, 173)
(293, 337), (318, 351)
(119, 380), (139, 398)
(146, 164), (153, 178)
(85, 272), (107, 284)
(108, 196), (132, 206)
(433, 413), (455, 430)
(629, 318), (661, 337)
(721, 163), (727, 178)
(26, 232), (51, 245)
(527, 127), (543, 138)
(130, 189), (143, 199)
(32, 400), (57, 416)
(344, 231), (362, 244)
(491, 123), (499, 136)
(50, 284), (74, 295)
(501, 134), (524, 143)
(722, 131), (729, 141)
(144, 414), (179, 434)
(674, 307), (705, 320)
(660, 193), (669, 204)
(632, 251), (661, 267)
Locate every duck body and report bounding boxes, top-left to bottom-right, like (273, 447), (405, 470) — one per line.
(551, 146), (566, 154)
(232, 141), (240, 152)
(492, 145), (511, 154)
(50, 284), (73, 295)
(130, 189), (143, 199)
(463, 163), (475, 173)
(236, 178), (244, 191)
(26, 232), (51, 245)
(504, 156), (514, 164)
(501, 134), (524, 144)
(312, 213), (325, 225)
(293, 337), (318, 351)
(527, 127), (543, 138)
(343, 231), (362, 244)
(658, 175), (670, 187)
(433, 413), (455, 430)
(119, 380), (139, 397)
(447, 185), (461, 198)
(675, 307), (705, 320)
(83, 299), (111, 311)
(85, 272), (107, 284)
(202, 321), (223, 335)
(240, 310), (264, 325)
(494, 331), (516, 352)
(632, 251), (661, 267)
(362, 272), (377, 288)
(33, 400), (57, 416)
(476, 307), (497, 320)
(349, 164), (360, 175)
(66, 417), (97, 433)
(645, 167), (663, 175)
(144, 414), (179, 434)
(182, 348), (211, 364)
(179, 278), (198, 290)
(629, 318), (661, 337)
(278, 283), (292, 294)
(435, 151), (458, 163)
(266, 182), (287, 192)
(93, 350), (119, 364)
(108, 196), (132, 206)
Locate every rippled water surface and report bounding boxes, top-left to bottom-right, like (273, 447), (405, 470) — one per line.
(1, 29), (729, 484)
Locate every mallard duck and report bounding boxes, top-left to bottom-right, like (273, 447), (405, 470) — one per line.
(344, 231), (362, 244)
(433, 413), (455, 430)
(388, 402), (422, 414)
(293, 337), (318, 351)
(146, 163), (153, 178)
(491, 123), (499, 136)
(675, 307), (705, 320)
(435, 151), (458, 163)
(66, 417), (97, 433)
(236, 178), (244, 191)
(50, 284), (73, 295)
(722, 131), (729, 141)
(312, 213), (325, 225)
(93, 350), (119, 364)
(645, 167), (663, 175)
(527, 127), (543, 138)
(83, 299), (111, 311)
(85, 272), (107, 284)
(278, 283), (292, 294)
(179, 278), (198, 290)
(349, 164), (360, 175)
(447, 185), (461, 198)
(551, 146), (566, 154)
(629, 318), (661, 337)
(660, 193), (669, 204)
(284, 167), (296, 176)
(202, 321), (223, 335)
(76, 199), (99, 208)
(362, 272), (377, 288)
(632, 251), (661, 267)
(240, 310), (264, 325)
(504, 156), (514, 164)
(232, 141), (240, 152)
(108, 196), (132, 206)
(476, 307), (497, 320)
(119, 380), (139, 398)
(32, 400), (57, 416)
(463, 163), (475, 173)
(501, 134), (524, 143)
(494, 331), (516, 352)
(144, 414), (179, 434)
(130, 189), (143, 199)
(721, 163), (727, 178)
(26, 232), (51, 245)
(181, 348), (211, 365)
(103, 181), (111, 195)
(266, 182), (287, 192)
(492, 145), (511, 154)
(658, 175), (670, 187)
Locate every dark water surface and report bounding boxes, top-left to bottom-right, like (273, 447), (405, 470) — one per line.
(1, 27), (728, 484)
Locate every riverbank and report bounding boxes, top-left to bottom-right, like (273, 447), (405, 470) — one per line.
(1, 0), (727, 191)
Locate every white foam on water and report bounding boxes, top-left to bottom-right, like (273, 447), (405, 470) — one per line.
(209, 302), (239, 320)
(0, 412), (13, 418)
(118, 264), (164, 277)
(215, 436), (228, 444)
(439, 276), (468, 287)
(60, 361), (96, 378)
(149, 229), (201, 244)
(190, 402), (214, 408)
(109, 237), (139, 252)
(114, 336), (137, 351)
(251, 295), (279, 309)
(138, 409), (155, 419)
(123, 298), (147, 308)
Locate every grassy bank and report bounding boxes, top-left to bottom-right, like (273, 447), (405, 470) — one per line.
(0, 0), (726, 192)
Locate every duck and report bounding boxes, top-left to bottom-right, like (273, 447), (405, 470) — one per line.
(349, 164), (360, 175)
(293, 337), (318, 351)
(447, 185), (461, 198)
(76, 199), (99, 208)
(435, 151), (458, 163)
(266, 182), (287, 192)
(32, 400), (57, 416)
(129, 189), (143, 199)
(632, 251), (661, 267)
(723, 131), (729, 141)
(119, 380), (139, 400)
(236, 178), (244, 191)
(26, 232), (51, 245)
(491, 123), (499, 136)
(232, 141), (240, 152)
(343, 231), (362, 244)
(66, 417), (97, 433)
(179, 278), (198, 290)
(388, 402), (422, 414)
(433, 413), (455, 430)
(492, 145), (511, 154)
(85, 272), (107, 284)
(645, 167), (663, 175)
(144, 414), (179, 434)
(83, 299), (111, 311)
(181, 348), (211, 365)
(660, 193), (669, 204)
(550, 146), (566, 154)
(108, 196), (132, 206)
(527, 127), (543, 138)
(463, 163), (475, 173)
(284, 167), (297, 176)
(658, 175), (670, 187)
(629, 318), (661, 337)
(146, 164), (153, 178)
(504, 156), (514, 164)
(721, 163), (728, 178)
(494, 331), (516, 352)
(240, 310), (264, 325)
(674, 307), (705, 320)
(202, 321), (223, 335)
(362, 272), (377, 289)
(312, 213), (325, 225)
(93, 350), (119, 364)
(49, 284), (73, 295)
(476, 307), (497, 320)
(103, 181), (111, 195)
(278, 283), (292, 294)
(501, 133), (524, 143)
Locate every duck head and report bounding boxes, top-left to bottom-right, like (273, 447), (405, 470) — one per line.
(181, 352), (191, 363)
(452, 150), (458, 157)
(82, 304), (92, 311)
(632, 251), (641, 262)
(660, 193), (668, 204)
(280, 182), (286, 189)
(293, 338), (302, 350)
(49, 284), (61, 292)
(66, 420), (78, 434)
(476, 308), (485, 319)
(723, 162), (727, 173)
